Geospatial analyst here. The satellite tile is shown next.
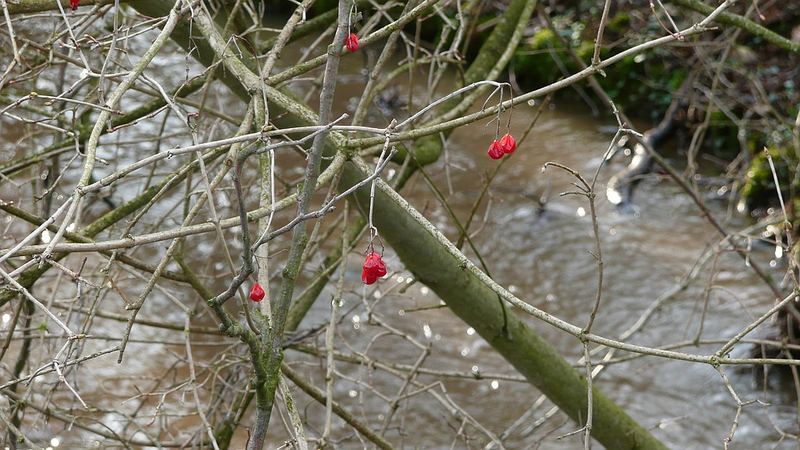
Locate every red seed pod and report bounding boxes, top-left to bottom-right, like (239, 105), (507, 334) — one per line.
(70, 0), (79, 10)
(361, 266), (377, 285)
(487, 140), (504, 160)
(345, 33), (360, 52)
(361, 252), (387, 285)
(498, 133), (517, 154)
(373, 256), (387, 277)
(249, 283), (266, 302)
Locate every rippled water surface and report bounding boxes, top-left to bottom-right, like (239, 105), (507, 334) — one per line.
(1, 40), (794, 450)
(261, 95), (788, 448)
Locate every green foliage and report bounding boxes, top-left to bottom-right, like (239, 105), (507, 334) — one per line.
(741, 146), (800, 212)
(310, 0), (337, 15)
(528, 26), (556, 50)
(513, 28), (561, 84)
(512, 23), (683, 120)
(706, 110), (739, 157)
(606, 11), (630, 35)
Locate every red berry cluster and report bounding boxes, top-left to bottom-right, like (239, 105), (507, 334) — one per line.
(345, 33), (359, 52)
(361, 252), (387, 285)
(70, 0), (79, 10)
(487, 133), (517, 160)
(249, 283), (266, 302)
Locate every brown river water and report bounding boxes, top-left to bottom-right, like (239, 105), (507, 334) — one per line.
(0, 39), (795, 450)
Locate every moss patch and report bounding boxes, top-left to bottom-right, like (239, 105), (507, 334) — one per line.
(741, 146), (800, 212)
(512, 24), (685, 121)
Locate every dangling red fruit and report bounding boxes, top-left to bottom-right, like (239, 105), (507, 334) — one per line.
(70, 0), (79, 10)
(361, 268), (376, 285)
(487, 140), (504, 160)
(249, 283), (266, 302)
(345, 33), (359, 52)
(361, 252), (387, 285)
(498, 133), (516, 154)
(373, 256), (387, 278)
